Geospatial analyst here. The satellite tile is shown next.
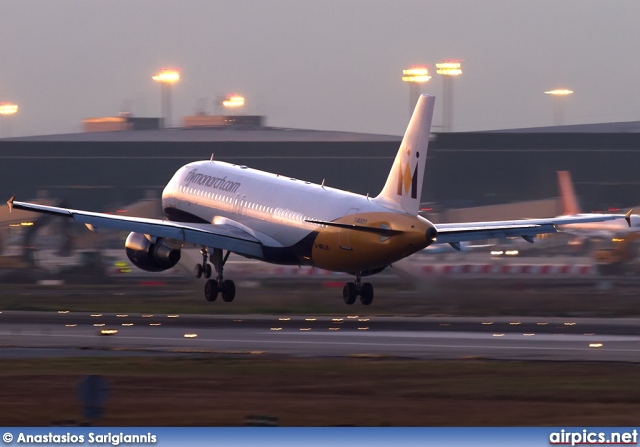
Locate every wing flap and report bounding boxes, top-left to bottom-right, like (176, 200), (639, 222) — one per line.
(8, 198), (264, 258)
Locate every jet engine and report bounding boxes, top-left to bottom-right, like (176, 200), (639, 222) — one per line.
(125, 232), (181, 272)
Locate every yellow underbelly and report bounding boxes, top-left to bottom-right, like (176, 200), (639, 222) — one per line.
(309, 212), (432, 272)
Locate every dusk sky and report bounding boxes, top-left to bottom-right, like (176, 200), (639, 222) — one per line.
(1, 1), (639, 137)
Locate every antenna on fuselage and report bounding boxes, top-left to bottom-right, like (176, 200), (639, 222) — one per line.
(321, 179), (325, 189)
(210, 153), (214, 162)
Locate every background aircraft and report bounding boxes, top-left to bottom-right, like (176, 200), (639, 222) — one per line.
(556, 170), (639, 236)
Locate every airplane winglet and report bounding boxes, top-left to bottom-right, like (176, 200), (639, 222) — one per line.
(626, 209), (633, 227)
(7, 195), (14, 214)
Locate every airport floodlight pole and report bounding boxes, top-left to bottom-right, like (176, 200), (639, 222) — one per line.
(402, 66), (431, 118)
(152, 68), (180, 128)
(436, 60), (462, 132)
(544, 89), (573, 126)
(222, 94), (245, 116)
(0, 102), (18, 137)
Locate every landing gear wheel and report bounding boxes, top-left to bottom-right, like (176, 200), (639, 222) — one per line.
(221, 280), (236, 302)
(360, 282), (374, 305)
(343, 282), (357, 305)
(204, 279), (218, 302)
(200, 247), (236, 303)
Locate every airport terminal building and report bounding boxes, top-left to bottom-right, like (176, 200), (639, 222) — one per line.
(2, 119), (640, 217)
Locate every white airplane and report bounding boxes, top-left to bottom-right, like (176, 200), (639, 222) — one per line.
(556, 170), (639, 235)
(7, 95), (629, 305)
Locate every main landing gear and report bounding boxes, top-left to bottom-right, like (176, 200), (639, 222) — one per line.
(342, 272), (373, 306)
(195, 247), (235, 303)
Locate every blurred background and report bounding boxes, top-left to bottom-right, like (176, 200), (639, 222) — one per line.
(1, 115), (640, 316)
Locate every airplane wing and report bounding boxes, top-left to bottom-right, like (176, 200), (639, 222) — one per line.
(434, 212), (631, 244)
(7, 197), (264, 258)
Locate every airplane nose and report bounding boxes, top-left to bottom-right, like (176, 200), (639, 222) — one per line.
(425, 226), (438, 244)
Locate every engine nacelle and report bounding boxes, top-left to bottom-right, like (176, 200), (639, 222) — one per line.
(125, 232), (181, 272)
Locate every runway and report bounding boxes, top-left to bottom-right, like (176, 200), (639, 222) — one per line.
(2, 311), (640, 362)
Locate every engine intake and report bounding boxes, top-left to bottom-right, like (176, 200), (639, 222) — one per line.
(125, 232), (181, 272)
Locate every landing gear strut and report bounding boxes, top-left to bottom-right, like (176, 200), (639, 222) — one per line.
(196, 247), (235, 303)
(343, 272), (373, 305)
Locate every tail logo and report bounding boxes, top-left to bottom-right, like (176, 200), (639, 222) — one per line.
(396, 161), (418, 199)
(396, 151), (419, 199)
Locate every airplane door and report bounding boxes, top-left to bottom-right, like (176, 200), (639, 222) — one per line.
(339, 208), (359, 250)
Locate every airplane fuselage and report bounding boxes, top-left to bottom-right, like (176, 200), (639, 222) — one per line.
(161, 160), (434, 273)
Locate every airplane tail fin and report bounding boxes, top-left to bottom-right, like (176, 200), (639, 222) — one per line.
(557, 170), (582, 215)
(374, 94), (435, 215)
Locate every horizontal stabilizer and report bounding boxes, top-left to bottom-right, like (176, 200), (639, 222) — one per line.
(435, 223), (556, 243)
(434, 212), (630, 245)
